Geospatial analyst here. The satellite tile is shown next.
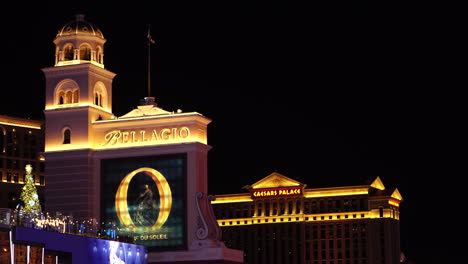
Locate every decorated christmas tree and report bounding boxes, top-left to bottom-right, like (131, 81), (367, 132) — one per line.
(20, 164), (42, 216)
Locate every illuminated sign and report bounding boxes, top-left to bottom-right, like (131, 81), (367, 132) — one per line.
(388, 199), (400, 207)
(252, 187), (302, 198)
(115, 168), (172, 233)
(101, 127), (190, 146)
(101, 154), (187, 250)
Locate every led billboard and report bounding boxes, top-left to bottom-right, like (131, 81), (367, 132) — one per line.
(101, 154), (186, 250)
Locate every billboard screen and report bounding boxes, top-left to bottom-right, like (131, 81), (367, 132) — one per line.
(101, 154), (186, 250)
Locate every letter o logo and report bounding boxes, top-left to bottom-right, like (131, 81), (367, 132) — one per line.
(115, 167), (172, 232)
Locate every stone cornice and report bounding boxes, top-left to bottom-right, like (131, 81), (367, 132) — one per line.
(42, 64), (116, 79)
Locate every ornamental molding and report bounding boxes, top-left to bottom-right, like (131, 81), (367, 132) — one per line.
(193, 192), (224, 249)
(42, 64), (115, 79)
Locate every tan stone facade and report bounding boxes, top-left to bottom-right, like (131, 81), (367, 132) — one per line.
(212, 173), (403, 264)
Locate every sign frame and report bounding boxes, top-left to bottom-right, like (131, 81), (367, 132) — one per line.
(100, 153), (188, 251)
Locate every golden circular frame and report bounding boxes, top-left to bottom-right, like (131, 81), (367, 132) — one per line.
(115, 167), (172, 232)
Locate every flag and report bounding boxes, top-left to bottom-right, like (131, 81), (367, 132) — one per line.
(147, 26), (156, 44)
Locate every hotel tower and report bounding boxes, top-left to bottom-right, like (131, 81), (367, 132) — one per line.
(42, 15), (242, 263)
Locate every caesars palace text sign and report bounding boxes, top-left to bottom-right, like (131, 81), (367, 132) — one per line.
(101, 127), (191, 146)
(252, 187), (303, 198)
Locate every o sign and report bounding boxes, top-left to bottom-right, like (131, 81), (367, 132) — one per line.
(115, 167), (172, 232)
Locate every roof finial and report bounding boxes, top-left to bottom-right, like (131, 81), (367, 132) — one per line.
(76, 14), (85, 21)
(141, 97), (156, 106)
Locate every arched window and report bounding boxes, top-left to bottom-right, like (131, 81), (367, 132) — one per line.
(58, 91), (65, 104)
(63, 128), (71, 144)
(65, 91), (72, 104)
(72, 90), (79, 103)
(64, 45), (74, 60)
(56, 80), (79, 106)
(79, 45), (91, 60)
(96, 46), (103, 64)
(93, 82), (107, 108)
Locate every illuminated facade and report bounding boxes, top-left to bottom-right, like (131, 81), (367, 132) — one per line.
(0, 115), (44, 209)
(212, 172), (403, 264)
(42, 15), (242, 263)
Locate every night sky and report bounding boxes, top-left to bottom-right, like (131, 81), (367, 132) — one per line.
(0, 2), (460, 263)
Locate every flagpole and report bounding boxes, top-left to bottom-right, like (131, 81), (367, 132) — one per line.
(147, 25), (152, 98)
(145, 25), (157, 105)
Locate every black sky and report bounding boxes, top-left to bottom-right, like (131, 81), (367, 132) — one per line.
(0, 2), (461, 263)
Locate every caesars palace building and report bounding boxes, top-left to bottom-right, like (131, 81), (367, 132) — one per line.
(40, 15), (242, 263)
(212, 172), (403, 264)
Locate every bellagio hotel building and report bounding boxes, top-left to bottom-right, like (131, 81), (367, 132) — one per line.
(211, 172), (403, 264)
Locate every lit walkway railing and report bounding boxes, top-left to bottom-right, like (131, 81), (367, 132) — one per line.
(0, 208), (134, 243)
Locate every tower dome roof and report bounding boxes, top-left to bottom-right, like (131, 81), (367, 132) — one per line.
(57, 14), (104, 38)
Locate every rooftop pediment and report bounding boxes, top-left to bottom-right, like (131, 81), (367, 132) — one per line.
(391, 188), (403, 201)
(119, 104), (171, 119)
(370, 176), (385, 190)
(250, 172), (304, 189)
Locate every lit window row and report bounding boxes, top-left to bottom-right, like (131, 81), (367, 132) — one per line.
(217, 209), (402, 227)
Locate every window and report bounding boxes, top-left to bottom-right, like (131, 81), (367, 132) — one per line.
(265, 201), (270, 216)
(94, 92), (104, 107)
(79, 45), (91, 60)
(64, 45), (74, 60)
(257, 202), (263, 216)
(96, 46), (103, 64)
(279, 199), (285, 215)
(63, 128), (71, 144)
(7, 130), (15, 144)
(91, 82), (108, 108)
(65, 91), (72, 104)
(304, 201), (310, 214)
(56, 80), (79, 105)
(311, 201), (317, 213)
(0, 128), (4, 153)
(58, 91), (64, 104)
(72, 90), (79, 103)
